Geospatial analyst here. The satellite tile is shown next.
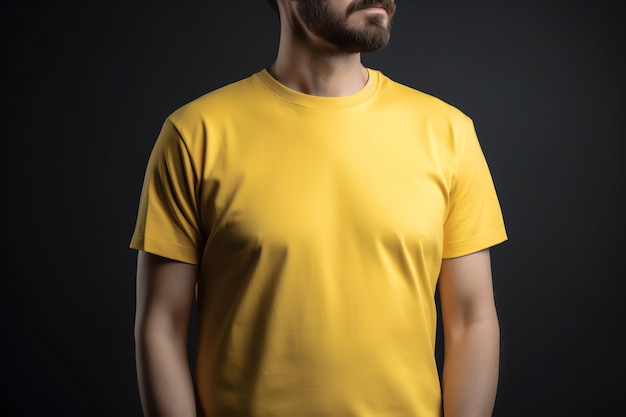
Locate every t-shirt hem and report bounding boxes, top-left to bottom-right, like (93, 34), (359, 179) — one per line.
(442, 227), (508, 259)
(129, 236), (200, 265)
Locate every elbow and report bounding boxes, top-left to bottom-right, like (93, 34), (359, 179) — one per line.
(133, 312), (189, 349)
(445, 312), (500, 344)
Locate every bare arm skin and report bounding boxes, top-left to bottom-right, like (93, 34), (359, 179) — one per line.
(439, 249), (500, 417)
(134, 251), (198, 417)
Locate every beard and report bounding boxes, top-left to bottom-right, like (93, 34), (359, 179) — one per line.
(297, 0), (397, 54)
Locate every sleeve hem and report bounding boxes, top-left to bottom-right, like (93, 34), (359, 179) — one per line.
(129, 236), (200, 265)
(442, 227), (508, 259)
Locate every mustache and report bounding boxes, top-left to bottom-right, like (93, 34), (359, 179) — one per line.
(347, 0), (396, 17)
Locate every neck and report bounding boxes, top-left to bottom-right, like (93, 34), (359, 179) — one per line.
(269, 23), (369, 97)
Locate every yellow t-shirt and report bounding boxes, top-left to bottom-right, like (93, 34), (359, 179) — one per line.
(130, 68), (507, 417)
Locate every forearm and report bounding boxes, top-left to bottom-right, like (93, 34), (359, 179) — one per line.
(442, 316), (500, 417)
(135, 328), (196, 417)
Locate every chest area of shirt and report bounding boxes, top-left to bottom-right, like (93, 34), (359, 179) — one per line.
(200, 126), (449, 248)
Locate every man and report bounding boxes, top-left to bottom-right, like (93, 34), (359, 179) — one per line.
(130, 0), (507, 416)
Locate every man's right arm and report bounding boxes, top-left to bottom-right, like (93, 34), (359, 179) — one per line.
(134, 250), (198, 417)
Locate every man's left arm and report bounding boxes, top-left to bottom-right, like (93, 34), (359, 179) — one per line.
(438, 249), (500, 417)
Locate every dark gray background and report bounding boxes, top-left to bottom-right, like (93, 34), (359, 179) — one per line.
(1, 1), (623, 416)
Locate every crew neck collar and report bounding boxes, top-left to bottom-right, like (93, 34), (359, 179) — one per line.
(253, 68), (380, 110)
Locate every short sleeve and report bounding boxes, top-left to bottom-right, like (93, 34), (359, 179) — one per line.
(129, 118), (204, 264)
(442, 118), (507, 258)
